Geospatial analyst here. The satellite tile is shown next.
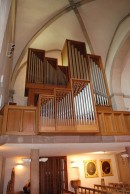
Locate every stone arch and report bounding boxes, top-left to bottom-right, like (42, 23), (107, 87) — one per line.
(105, 14), (130, 110)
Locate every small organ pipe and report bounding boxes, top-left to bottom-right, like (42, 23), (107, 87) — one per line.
(74, 48), (80, 79)
(82, 87), (89, 123)
(100, 70), (108, 105)
(77, 51), (81, 78)
(74, 95), (78, 124)
(91, 59), (97, 103)
(78, 52), (84, 79)
(79, 91), (84, 124)
(96, 64), (103, 105)
(81, 55), (84, 79)
(84, 85), (90, 122)
(71, 45), (77, 78)
(88, 84), (95, 121)
(93, 62), (100, 104)
(83, 57), (88, 80)
(68, 41), (74, 78)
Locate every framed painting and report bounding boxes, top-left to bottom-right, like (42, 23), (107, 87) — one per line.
(84, 160), (98, 178)
(100, 159), (113, 177)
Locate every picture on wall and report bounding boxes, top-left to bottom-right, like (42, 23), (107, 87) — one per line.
(100, 159), (113, 177)
(84, 160), (98, 178)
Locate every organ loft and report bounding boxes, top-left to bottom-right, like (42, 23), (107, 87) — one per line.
(2, 39), (130, 135)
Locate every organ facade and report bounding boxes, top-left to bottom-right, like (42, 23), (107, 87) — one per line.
(23, 39), (112, 134)
(1, 39), (130, 135)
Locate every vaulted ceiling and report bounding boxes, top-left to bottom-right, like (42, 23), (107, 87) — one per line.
(11, 0), (130, 111)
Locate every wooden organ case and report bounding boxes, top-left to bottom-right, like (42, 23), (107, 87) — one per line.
(25, 39), (111, 134)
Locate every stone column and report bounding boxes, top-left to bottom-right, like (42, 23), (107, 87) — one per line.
(30, 149), (39, 194)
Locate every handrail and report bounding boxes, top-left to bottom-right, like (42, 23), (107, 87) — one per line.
(97, 109), (130, 135)
(78, 186), (108, 194)
(94, 184), (130, 194)
(1, 102), (130, 135)
(94, 184), (118, 192)
(1, 105), (37, 135)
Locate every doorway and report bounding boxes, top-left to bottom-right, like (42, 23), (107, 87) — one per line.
(39, 156), (68, 194)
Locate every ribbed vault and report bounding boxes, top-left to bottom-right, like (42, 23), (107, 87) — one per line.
(9, 0), (130, 111)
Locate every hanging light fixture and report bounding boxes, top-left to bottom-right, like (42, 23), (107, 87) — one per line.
(22, 157), (48, 163)
(39, 158), (48, 162)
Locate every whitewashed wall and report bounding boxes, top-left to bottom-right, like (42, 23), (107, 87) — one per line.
(0, 0), (12, 52)
(3, 157), (30, 194)
(3, 154), (119, 194)
(67, 154), (119, 192)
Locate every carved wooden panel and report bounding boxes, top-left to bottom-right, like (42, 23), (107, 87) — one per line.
(22, 110), (36, 132)
(7, 109), (22, 132)
(2, 105), (37, 134)
(123, 113), (130, 133)
(113, 113), (126, 134)
(97, 110), (130, 135)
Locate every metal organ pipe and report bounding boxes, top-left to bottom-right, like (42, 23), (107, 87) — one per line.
(83, 57), (88, 80)
(71, 45), (77, 78)
(68, 41), (74, 78)
(78, 51), (83, 79)
(88, 56), (109, 106)
(74, 48), (80, 79)
(40, 98), (55, 127)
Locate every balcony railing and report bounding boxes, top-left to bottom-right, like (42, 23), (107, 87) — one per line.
(97, 109), (130, 135)
(0, 104), (130, 136)
(1, 105), (37, 135)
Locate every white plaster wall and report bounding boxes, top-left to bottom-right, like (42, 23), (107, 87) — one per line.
(45, 50), (62, 65)
(0, 0), (12, 52)
(3, 157), (30, 194)
(13, 66), (27, 106)
(3, 154), (119, 193)
(105, 16), (130, 95)
(67, 154), (119, 192)
(121, 53), (130, 96)
(121, 56), (130, 110)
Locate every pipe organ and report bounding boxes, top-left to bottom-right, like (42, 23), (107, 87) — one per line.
(25, 39), (111, 133)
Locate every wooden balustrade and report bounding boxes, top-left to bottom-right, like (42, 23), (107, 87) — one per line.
(94, 184), (117, 192)
(2, 105), (37, 135)
(97, 110), (130, 135)
(78, 186), (107, 194)
(94, 184), (130, 194)
(1, 103), (130, 135)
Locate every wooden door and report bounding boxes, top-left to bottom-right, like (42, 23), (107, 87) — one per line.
(39, 156), (68, 194)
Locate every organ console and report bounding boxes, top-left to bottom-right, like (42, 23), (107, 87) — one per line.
(25, 39), (111, 133)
